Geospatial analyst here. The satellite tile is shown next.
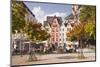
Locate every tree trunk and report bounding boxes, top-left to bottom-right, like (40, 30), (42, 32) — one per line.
(80, 39), (85, 58)
(28, 47), (38, 61)
(77, 36), (85, 59)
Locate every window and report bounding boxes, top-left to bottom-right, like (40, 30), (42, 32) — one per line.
(52, 38), (54, 41)
(52, 33), (54, 37)
(56, 34), (58, 37)
(60, 28), (61, 31)
(56, 33), (58, 37)
(59, 33), (61, 36)
(52, 34), (54, 37)
(56, 29), (58, 32)
(59, 38), (61, 41)
(56, 38), (58, 41)
(62, 33), (64, 36)
(52, 29), (55, 32)
(59, 43), (61, 45)
(62, 28), (64, 31)
(63, 38), (65, 41)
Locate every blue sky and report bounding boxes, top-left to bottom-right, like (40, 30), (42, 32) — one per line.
(24, 2), (72, 23)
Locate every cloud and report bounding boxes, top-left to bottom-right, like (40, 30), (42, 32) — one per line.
(44, 12), (67, 21)
(46, 12), (66, 17)
(32, 7), (67, 24)
(32, 7), (45, 23)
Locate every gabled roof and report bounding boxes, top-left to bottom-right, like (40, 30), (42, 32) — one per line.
(65, 13), (74, 20)
(44, 16), (63, 27)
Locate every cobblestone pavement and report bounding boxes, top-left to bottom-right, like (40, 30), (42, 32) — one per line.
(11, 49), (96, 66)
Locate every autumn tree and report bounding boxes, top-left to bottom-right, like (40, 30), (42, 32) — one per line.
(67, 22), (85, 58)
(24, 22), (50, 61)
(67, 5), (96, 58)
(80, 5), (96, 46)
(25, 22), (50, 43)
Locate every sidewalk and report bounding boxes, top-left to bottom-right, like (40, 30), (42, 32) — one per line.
(12, 52), (95, 66)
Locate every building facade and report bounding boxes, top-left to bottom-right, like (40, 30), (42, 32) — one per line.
(65, 5), (80, 39)
(59, 21), (67, 47)
(50, 17), (60, 47)
(44, 16), (69, 48)
(72, 4), (80, 23)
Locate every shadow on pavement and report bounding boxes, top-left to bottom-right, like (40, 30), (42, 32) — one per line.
(56, 56), (77, 59)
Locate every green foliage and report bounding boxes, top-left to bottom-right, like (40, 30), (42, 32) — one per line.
(80, 5), (96, 40)
(84, 22), (96, 40)
(69, 36), (77, 41)
(12, 1), (50, 43)
(68, 5), (96, 44)
(25, 22), (50, 42)
(80, 5), (96, 22)
(12, 1), (27, 33)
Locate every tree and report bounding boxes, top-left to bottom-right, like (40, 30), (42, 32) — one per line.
(25, 22), (50, 42)
(67, 22), (85, 58)
(12, 1), (50, 61)
(80, 5), (96, 46)
(12, 1), (27, 33)
(85, 22), (96, 40)
(25, 22), (50, 61)
(67, 5), (96, 58)
(80, 6), (96, 23)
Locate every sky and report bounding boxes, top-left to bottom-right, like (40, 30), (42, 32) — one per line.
(24, 1), (72, 24)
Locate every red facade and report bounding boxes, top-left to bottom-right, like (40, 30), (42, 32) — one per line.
(51, 17), (60, 45)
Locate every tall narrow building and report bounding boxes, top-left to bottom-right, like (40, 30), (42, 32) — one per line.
(44, 16), (62, 48)
(72, 4), (80, 23)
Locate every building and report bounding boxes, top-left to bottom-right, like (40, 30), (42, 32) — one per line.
(44, 15), (71, 49)
(44, 16), (63, 48)
(59, 20), (67, 47)
(72, 4), (80, 23)
(24, 2), (37, 24)
(65, 5), (81, 38)
(65, 14), (74, 34)
(50, 16), (61, 47)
